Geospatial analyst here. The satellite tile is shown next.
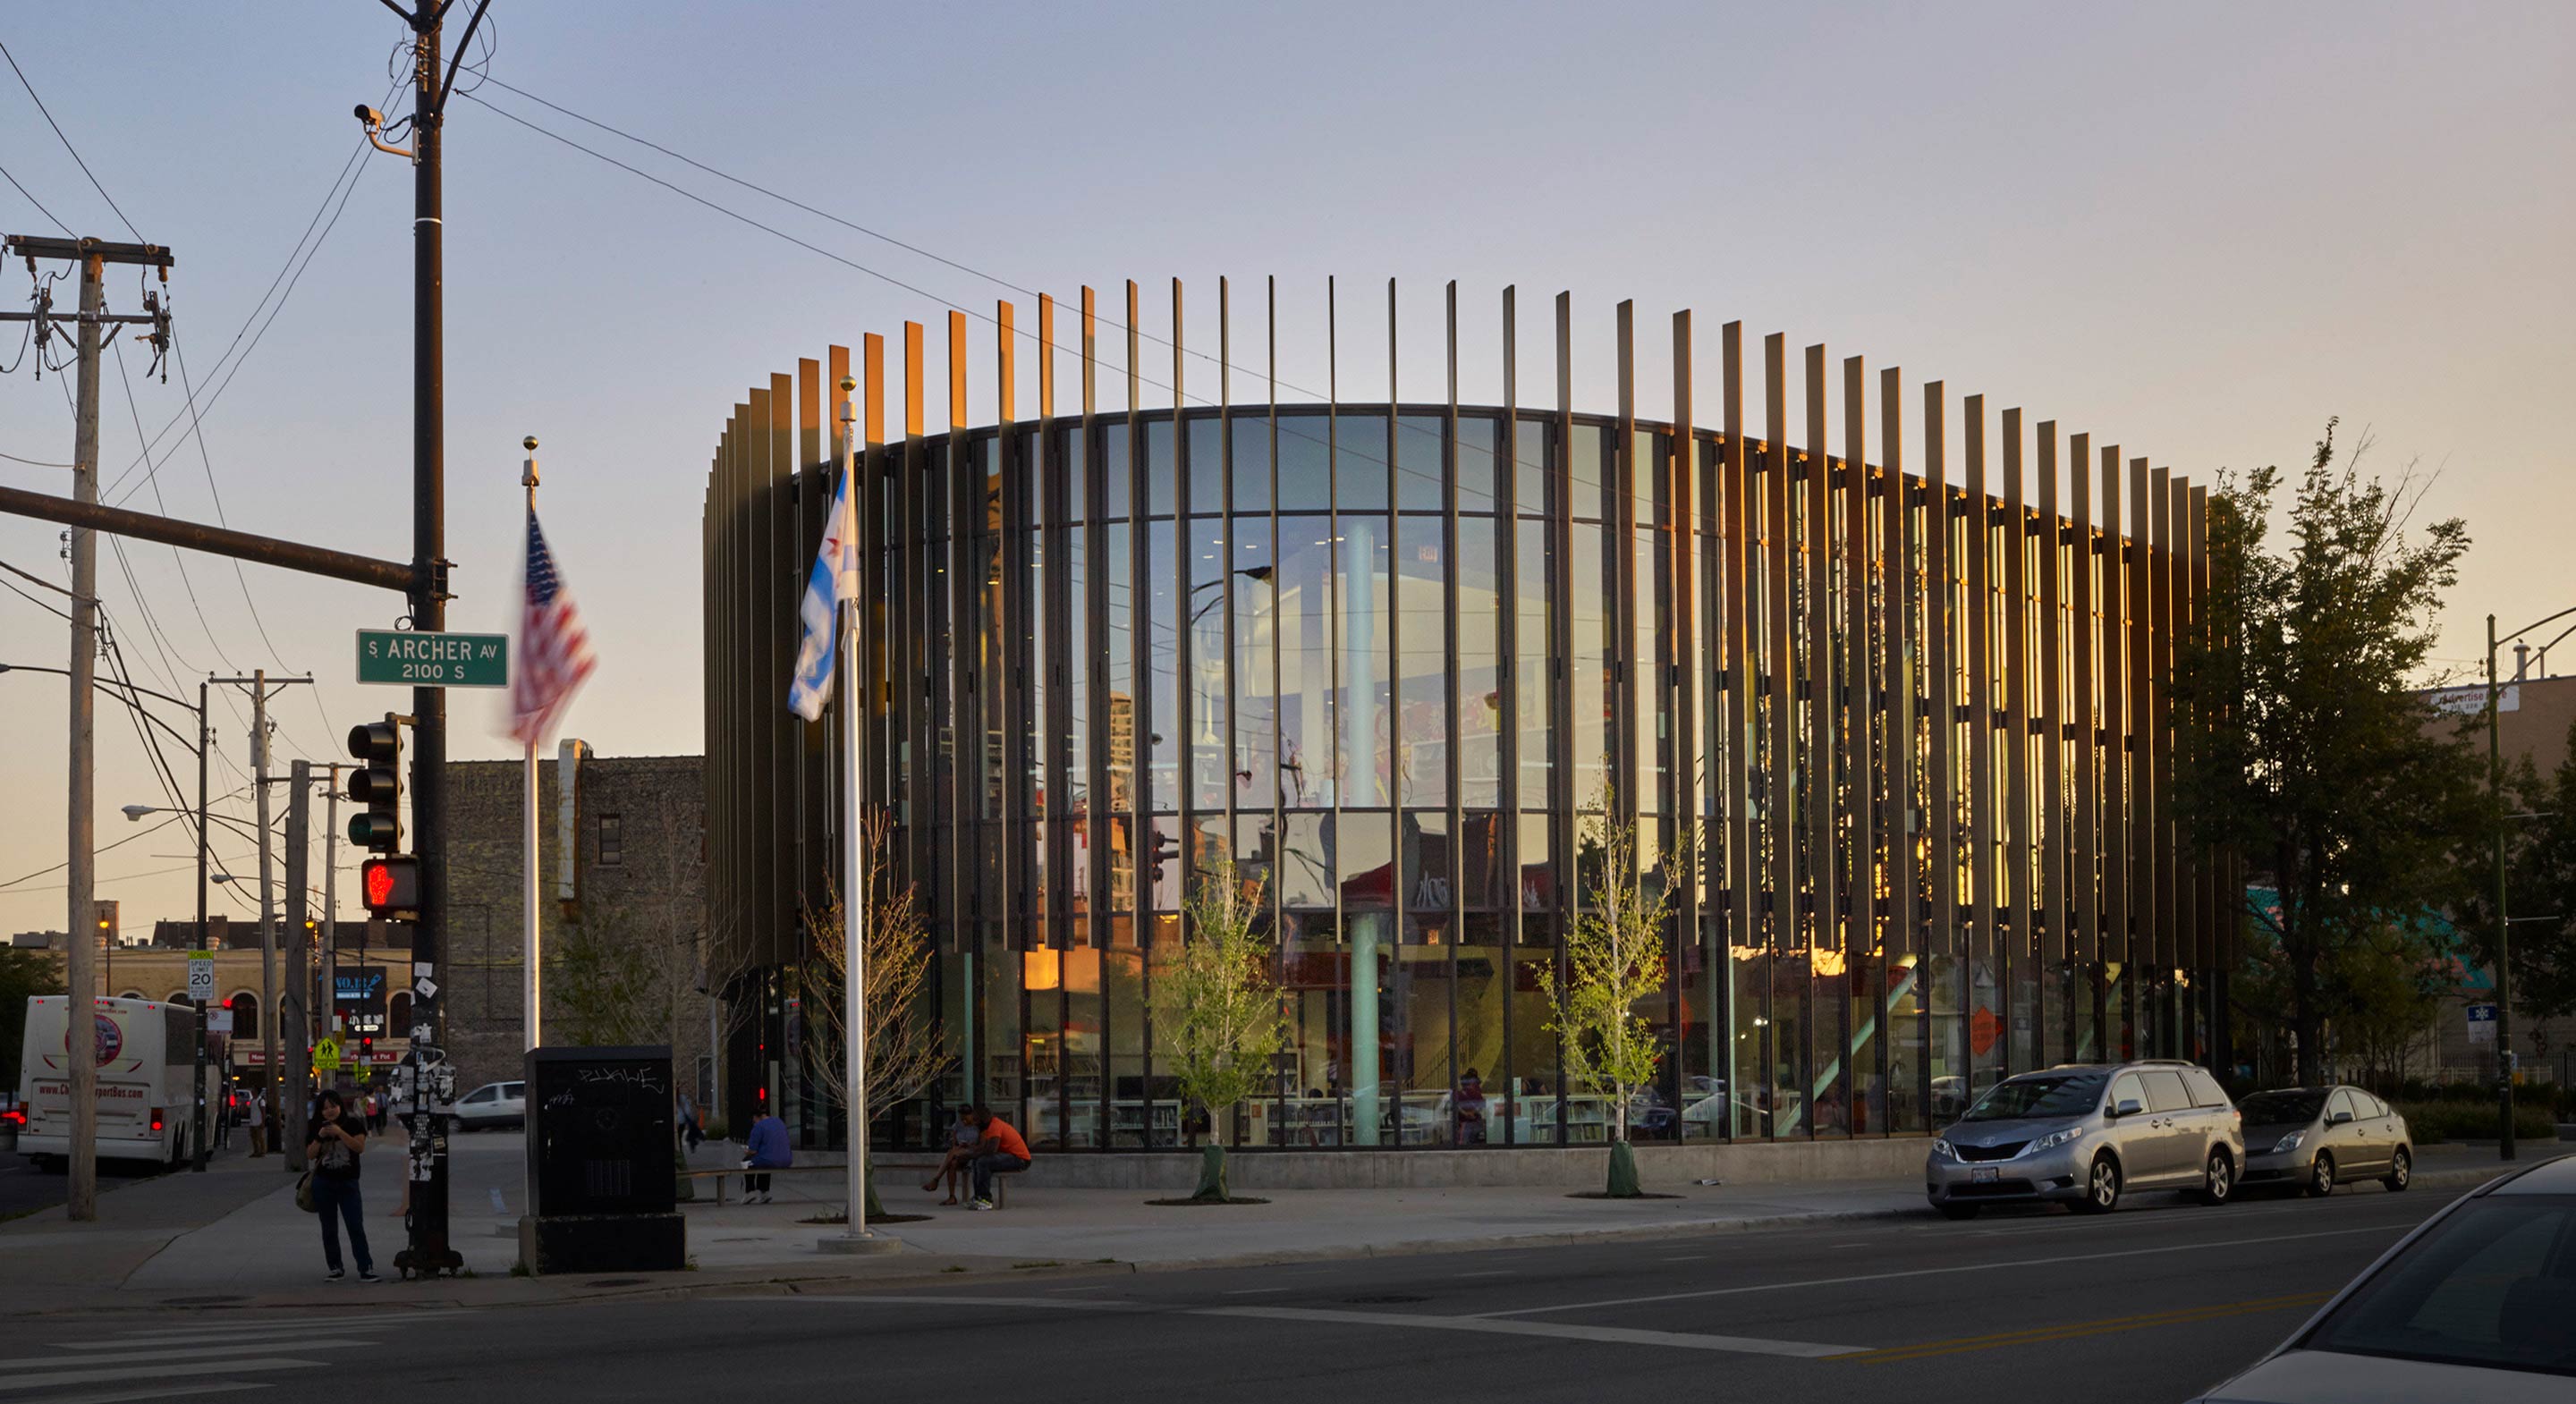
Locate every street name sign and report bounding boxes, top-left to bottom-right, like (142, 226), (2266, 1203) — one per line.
(187, 951), (215, 1004)
(356, 629), (508, 688)
(2467, 1002), (2498, 1045)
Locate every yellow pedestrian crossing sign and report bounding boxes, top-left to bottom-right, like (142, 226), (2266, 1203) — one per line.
(314, 1036), (343, 1072)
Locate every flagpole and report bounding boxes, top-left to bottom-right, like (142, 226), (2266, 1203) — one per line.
(818, 376), (888, 1254)
(522, 441), (543, 1055)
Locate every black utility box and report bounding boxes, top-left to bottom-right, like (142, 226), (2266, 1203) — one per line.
(516, 1045), (685, 1273)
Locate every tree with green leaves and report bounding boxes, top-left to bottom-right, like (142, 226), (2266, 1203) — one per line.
(0, 944), (64, 1095)
(1548, 794), (1686, 1197)
(1148, 858), (1287, 1203)
(2170, 419), (2483, 1087)
(2459, 718), (2576, 1070)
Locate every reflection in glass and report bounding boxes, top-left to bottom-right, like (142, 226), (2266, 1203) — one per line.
(1395, 513), (1448, 808)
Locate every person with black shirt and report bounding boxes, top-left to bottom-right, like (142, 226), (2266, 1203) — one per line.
(307, 1088), (378, 1282)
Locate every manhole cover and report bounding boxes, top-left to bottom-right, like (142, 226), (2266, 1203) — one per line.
(160, 1295), (246, 1306)
(584, 1278), (648, 1288)
(1343, 1294), (1428, 1305)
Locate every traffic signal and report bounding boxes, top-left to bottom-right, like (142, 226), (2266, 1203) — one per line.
(360, 854), (420, 917)
(345, 717), (403, 852)
(1148, 827), (1180, 888)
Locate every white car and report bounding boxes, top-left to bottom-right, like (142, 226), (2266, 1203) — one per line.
(2190, 1154), (2576, 1400)
(451, 1080), (525, 1130)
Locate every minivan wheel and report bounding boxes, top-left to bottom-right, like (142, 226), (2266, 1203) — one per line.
(2199, 1150), (2234, 1205)
(2383, 1146), (2411, 1192)
(1937, 1203), (1980, 1221)
(2305, 1152), (2336, 1198)
(2076, 1154), (2122, 1214)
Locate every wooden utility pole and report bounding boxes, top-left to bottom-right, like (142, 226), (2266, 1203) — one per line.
(1, 234), (174, 1222)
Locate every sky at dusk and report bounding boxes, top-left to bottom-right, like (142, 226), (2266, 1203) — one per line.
(3, 1), (2570, 939)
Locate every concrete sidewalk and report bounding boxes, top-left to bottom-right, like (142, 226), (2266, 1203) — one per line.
(2, 1135), (2550, 1320)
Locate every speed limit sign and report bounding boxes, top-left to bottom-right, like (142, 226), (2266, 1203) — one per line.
(188, 951), (216, 1005)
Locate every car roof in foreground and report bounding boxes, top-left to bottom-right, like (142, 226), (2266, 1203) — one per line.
(2484, 1154), (2576, 1196)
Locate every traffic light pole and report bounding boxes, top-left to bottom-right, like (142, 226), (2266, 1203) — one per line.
(284, 759), (311, 1173)
(191, 681), (211, 1171)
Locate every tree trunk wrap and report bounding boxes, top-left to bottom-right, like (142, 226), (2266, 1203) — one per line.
(1192, 1145), (1230, 1202)
(1606, 1138), (1641, 1198)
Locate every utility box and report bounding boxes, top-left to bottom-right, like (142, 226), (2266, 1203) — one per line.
(516, 1045), (685, 1273)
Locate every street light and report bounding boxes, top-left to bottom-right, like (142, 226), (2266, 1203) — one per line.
(2485, 605), (2576, 1162)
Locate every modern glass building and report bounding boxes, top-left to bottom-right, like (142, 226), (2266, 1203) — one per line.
(702, 282), (2235, 1154)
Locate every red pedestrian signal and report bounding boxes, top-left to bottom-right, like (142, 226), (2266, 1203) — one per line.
(360, 855), (420, 916)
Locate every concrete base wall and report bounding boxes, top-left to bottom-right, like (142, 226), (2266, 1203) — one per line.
(865, 1137), (1933, 1193)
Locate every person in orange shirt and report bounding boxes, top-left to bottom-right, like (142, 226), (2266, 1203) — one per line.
(963, 1105), (1031, 1210)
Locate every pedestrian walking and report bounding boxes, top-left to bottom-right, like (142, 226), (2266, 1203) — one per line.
(306, 1089), (378, 1282)
(741, 1107), (791, 1204)
(246, 1092), (267, 1157)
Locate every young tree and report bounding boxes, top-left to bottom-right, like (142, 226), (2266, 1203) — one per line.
(0, 944), (64, 1093)
(1546, 795), (1686, 1197)
(2170, 420), (2482, 1086)
(1148, 858), (1288, 1203)
(798, 808), (945, 1217)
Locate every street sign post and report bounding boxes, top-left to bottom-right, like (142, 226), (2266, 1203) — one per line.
(2467, 1003), (2499, 1045)
(355, 630), (508, 688)
(187, 951), (215, 1004)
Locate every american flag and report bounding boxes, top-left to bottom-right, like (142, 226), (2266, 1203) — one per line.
(511, 509), (595, 746)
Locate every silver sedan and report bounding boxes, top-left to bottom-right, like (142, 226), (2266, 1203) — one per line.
(2238, 1086), (2412, 1197)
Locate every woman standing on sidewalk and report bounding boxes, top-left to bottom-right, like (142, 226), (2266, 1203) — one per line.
(306, 1089), (379, 1282)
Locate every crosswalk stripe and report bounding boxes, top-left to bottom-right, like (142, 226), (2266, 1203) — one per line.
(14, 1381), (258, 1404)
(46, 1341), (376, 1363)
(0, 1360), (323, 1393)
(73, 1310), (478, 1344)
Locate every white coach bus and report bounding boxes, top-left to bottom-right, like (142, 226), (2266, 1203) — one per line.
(16, 994), (218, 1170)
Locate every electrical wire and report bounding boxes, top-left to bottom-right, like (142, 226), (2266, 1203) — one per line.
(2, 448), (74, 467)
(0, 155), (69, 233)
(0, 38), (144, 241)
(112, 335), (242, 676)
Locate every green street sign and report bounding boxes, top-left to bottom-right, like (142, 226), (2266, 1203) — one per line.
(356, 629), (509, 688)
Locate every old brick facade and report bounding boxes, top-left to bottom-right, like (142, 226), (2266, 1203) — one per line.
(444, 749), (712, 1102)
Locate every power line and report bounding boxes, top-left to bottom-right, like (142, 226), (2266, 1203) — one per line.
(0, 38), (144, 241)
(0, 156), (70, 233)
(2, 448), (78, 468)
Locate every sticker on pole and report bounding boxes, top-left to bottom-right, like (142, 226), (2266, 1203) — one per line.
(356, 629), (508, 688)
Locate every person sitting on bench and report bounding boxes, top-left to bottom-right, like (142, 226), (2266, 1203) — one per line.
(920, 1105), (981, 1205)
(963, 1104), (1030, 1211)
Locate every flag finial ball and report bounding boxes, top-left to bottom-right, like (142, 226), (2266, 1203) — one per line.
(523, 436), (538, 452)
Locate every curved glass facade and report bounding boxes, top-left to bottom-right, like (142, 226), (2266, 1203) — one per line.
(704, 304), (2229, 1153)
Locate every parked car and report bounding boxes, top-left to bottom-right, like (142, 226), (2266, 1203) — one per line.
(1926, 1059), (2244, 1218)
(2188, 1154), (2576, 1400)
(451, 1079), (526, 1130)
(2238, 1086), (2413, 1197)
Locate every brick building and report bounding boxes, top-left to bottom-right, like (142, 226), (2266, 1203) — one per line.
(443, 747), (713, 1105)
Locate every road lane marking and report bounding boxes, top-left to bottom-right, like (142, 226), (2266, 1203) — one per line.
(41, 1341), (377, 1364)
(1835, 1290), (2334, 1364)
(1222, 1287), (1292, 1296)
(1660, 1255), (1707, 1262)
(28, 1383), (258, 1404)
(0, 1361), (323, 1393)
(1475, 1222), (2410, 1318)
(1455, 1270), (1513, 1278)
(66, 1311), (479, 1345)
(798, 1290), (1867, 1357)
(1202, 1306), (1865, 1358)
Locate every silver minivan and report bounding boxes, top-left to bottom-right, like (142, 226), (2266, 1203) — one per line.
(1927, 1060), (2246, 1218)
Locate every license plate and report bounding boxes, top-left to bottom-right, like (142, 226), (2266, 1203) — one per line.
(1971, 1167), (1998, 1183)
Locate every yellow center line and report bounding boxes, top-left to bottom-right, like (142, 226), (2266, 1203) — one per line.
(1835, 1291), (2334, 1365)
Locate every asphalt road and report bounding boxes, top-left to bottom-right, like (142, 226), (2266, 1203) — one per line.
(9, 1178), (2455, 1404)
(0, 1147), (182, 1222)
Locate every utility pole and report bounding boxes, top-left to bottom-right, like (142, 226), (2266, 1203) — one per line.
(322, 763), (340, 1068)
(357, 0), (489, 1279)
(191, 680), (211, 1171)
(284, 758), (311, 1172)
(2, 234), (174, 1222)
(213, 671), (309, 1144)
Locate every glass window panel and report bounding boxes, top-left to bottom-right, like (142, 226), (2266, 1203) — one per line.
(1065, 527), (1089, 816)
(1397, 413), (1444, 512)
(1339, 515), (1392, 807)
(1148, 520), (1181, 816)
(1102, 423), (1130, 521)
(1515, 417), (1549, 520)
(1517, 813), (1555, 918)
(1635, 519), (1667, 816)
(1458, 414), (1500, 516)
(1147, 816), (1182, 913)
(1771, 947), (1809, 1138)
(1336, 412), (1390, 513)
(1460, 810), (1504, 912)
(1058, 949), (1104, 1148)
(1457, 515), (1503, 809)
(1454, 918), (1504, 1145)
(1105, 815), (1134, 915)
(1234, 812), (1276, 909)
(1061, 424), (1087, 527)
(1395, 514), (1448, 809)
(1336, 811), (1394, 913)
(1146, 418), (1175, 518)
(1277, 414), (1330, 512)
(1232, 417), (1272, 515)
(1278, 518), (1335, 808)
(1402, 810), (1452, 928)
(1188, 414), (1223, 515)
(1395, 928), (1449, 1144)
(1278, 908), (1348, 1144)
(1730, 942), (1767, 1138)
(1570, 423), (1606, 523)
(1571, 520), (1611, 808)
(1104, 523), (1134, 814)
(1105, 949), (1148, 1146)
(1279, 813), (1334, 911)
(1516, 517), (1554, 810)
(1509, 945), (1559, 1143)
(1233, 517), (1276, 811)
(1190, 517), (1233, 812)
